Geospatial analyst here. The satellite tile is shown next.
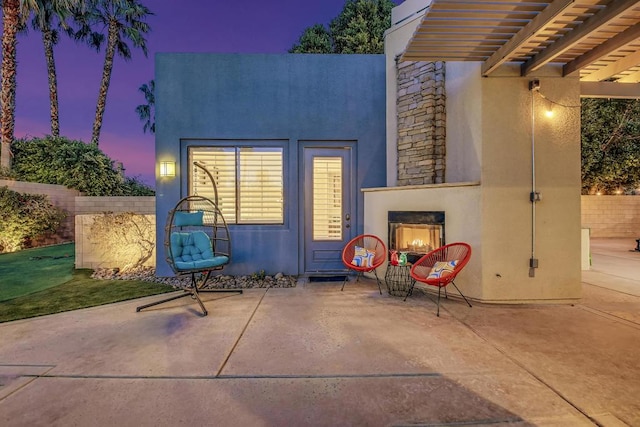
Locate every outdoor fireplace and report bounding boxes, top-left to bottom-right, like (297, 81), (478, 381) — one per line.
(388, 211), (445, 264)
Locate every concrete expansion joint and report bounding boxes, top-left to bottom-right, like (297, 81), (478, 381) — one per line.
(455, 317), (601, 426)
(576, 303), (640, 330)
(391, 416), (525, 426)
(19, 372), (445, 381)
(0, 364), (56, 368)
(0, 364), (57, 403)
(215, 286), (271, 377)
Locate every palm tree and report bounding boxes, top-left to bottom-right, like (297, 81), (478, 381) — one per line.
(135, 79), (154, 134)
(73, 0), (152, 146)
(1, 0), (23, 171)
(31, 1), (74, 137)
(1, 0), (80, 170)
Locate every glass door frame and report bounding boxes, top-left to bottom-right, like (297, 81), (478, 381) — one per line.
(298, 141), (358, 274)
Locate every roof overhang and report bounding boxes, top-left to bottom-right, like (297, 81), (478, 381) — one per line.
(401, 0), (640, 97)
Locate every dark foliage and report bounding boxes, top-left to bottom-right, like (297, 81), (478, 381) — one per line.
(581, 98), (640, 194)
(7, 136), (154, 196)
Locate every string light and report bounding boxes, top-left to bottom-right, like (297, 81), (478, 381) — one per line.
(537, 91), (581, 109)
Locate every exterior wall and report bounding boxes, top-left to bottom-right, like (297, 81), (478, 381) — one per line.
(74, 197), (156, 269)
(156, 54), (387, 277)
(384, 1), (431, 186)
(363, 183), (482, 298)
(581, 196), (640, 237)
(0, 180), (79, 245)
(479, 69), (582, 302)
(445, 62), (482, 183)
(396, 61), (446, 185)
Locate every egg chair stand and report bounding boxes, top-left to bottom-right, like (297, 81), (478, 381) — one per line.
(135, 269), (240, 316)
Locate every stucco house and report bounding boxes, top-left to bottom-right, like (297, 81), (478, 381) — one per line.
(156, 0), (640, 304)
(155, 53), (387, 277)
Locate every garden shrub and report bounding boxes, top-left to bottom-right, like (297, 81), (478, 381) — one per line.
(10, 136), (154, 196)
(0, 186), (66, 253)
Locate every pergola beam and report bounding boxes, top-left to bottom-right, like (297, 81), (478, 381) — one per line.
(563, 22), (640, 77)
(521, 0), (640, 75)
(617, 69), (640, 82)
(581, 81), (640, 98)
(482, 0), (576, 76)
(580, 50), (640, 81)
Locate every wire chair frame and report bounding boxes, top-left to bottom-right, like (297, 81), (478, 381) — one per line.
(341, 234), (387, 294)
(164, 195), (231, 275)
(408, 242), (472, 316)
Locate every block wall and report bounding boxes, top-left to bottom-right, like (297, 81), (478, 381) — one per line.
(0, 180), (80, 246)
(75, 197), (156, 269)
(581, 196), (640, 238)
(396, 61), (446, 185)
(75, 214), (156, 270)
(75, 196), (155, 214)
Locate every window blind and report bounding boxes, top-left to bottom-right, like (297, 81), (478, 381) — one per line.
(239, 148), (283, 223)
(313, 157), (342, 240)
(189, 146), (284, 224)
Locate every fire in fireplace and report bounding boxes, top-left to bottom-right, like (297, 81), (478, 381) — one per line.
(388, 211), (445, 264)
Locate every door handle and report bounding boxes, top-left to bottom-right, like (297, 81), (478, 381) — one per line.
(345, 214), (351, 221)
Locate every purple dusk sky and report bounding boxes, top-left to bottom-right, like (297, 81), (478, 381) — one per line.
(10, 0), (402, 187)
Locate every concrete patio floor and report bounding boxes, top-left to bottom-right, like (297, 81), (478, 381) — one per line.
(1, 238), (639, 426)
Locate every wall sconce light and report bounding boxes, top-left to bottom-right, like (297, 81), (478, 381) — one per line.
(159, 161), (176, 177)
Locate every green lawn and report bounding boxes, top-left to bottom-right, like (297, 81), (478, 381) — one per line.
(0, 244), (175, 323)
(0, 243), (75, 301)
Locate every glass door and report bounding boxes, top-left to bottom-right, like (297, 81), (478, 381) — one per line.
(303, 146), (353, 273)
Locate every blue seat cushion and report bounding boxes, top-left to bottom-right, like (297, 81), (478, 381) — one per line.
(170, 231), (229, 271)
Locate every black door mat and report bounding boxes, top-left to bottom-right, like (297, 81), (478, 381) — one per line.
(308, 275), (348, 283)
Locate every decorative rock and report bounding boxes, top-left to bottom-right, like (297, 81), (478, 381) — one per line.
(91, 267), (297, 289)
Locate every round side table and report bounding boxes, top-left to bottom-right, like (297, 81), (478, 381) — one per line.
(385, 263), (414, 297)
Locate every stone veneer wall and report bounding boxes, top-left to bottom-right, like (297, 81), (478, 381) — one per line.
(0, 180), (80, 246)
(581, 195), (640, 238)
(396, 61), (446, 186)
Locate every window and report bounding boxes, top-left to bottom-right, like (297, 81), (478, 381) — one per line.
(312, 156), (342, 240)
(189, 146), (284, 224)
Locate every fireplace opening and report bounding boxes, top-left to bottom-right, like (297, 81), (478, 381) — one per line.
(388, 211), (445, 264)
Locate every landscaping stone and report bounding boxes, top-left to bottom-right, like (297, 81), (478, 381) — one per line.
(91, 267), (297, 289)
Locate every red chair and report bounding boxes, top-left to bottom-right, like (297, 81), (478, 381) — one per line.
(341, 234), (387, 294)
(409, 242), (472, 316)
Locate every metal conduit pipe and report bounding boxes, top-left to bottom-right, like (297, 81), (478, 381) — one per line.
(529, 80), (541, 277)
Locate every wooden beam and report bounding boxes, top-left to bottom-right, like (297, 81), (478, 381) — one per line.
(580, 52), (640, 82)
(522, 0), (640, 75)
(482, 0), (576, 76)
(581, 81), (640, 97)
(563, 22), (640, 76)
(616, 68), (640, 82)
